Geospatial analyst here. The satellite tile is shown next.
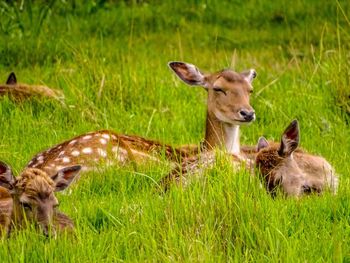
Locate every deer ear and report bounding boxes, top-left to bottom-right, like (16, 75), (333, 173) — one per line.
(241, 69), (257, 83)
(168, 61), (207, 87)
(52, 165), (81, 192)
(6, 72), (17, 85)
(0, 161), (15, 190)
(278, 120), (300, 157)
(257, 137), (269, 152)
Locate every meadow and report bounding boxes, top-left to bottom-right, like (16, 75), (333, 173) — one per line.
(0, 0), (350, 261)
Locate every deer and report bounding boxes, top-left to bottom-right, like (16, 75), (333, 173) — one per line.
(25, 130), (199, 178)
(0, 72), (64, 102)
(255, 120), (338, 197)
(168, 61), (256, 156)
(25, 62), (257, 181)
(0, 161), (81, 237)
(158, 62), (257, 190)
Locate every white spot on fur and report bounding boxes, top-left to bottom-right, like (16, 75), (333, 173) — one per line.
(69, 140), (77, 145)
(102, 134), (110, 140)
(111, 134), (117, 140)
(59, 151), (65, 157)
(82, 135), (92, 140)
(57, 145), (62, 149)
(37, 155), (44, 161)
(99, 138), (107, 144)
(97, 148), (107, 157)
(71, 150), (80, 156)
(82, 147), (93, 154)
(62, 157), (70, 163)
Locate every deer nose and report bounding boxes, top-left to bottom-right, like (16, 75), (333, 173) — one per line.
(239, 110), (255, 122)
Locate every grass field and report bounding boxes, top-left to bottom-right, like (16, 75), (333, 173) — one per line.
(0, 0), (350, 262)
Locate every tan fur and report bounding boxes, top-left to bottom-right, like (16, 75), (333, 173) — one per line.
(255, 140), (338, 197)
(1, 71), (64, 102)
(0, 186), (13, 236)
(26, 130), (197, 178)
(0, 84), (64, 101)
(169, 62), (256, 155)
(0, 166), (78, 237)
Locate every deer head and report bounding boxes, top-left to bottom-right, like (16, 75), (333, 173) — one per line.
(0, 72), (64, 101)
(0, 162), (81, 236)
(255, 120), (338, 197)
(255, 120), (307, 196)
(168, 61), (256, 155)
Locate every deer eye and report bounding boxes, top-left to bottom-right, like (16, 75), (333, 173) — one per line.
(20, 202), (32, 211)
(249, 89), (253, 94)
(213, 87), (226, 95)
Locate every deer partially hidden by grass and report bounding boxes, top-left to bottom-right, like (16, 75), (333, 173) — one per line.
(0, 162), (81, 237)
(25, 62), (257, 181)
(159, 62), (257, 190)
(255, 120), (338, 197)
(0, 72), (64, 102)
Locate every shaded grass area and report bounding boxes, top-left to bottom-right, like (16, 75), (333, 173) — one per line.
(0, 0), (349, 261)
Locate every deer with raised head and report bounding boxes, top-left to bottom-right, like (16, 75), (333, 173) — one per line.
(159, 62), (257, 190)
(255, 120), (338, 197)
(0, 72), (64, 102)
(0, 162), (81, 237)
(168, 61), (256, 155)
(25, 62), (257, 181)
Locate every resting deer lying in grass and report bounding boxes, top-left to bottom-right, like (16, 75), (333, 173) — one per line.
(255, 120), (338, 197)
(0, 162), (81, 237)
(25, 62), (257, 179)
(159, 62), (257, 190)
(0, 72), (64, 102)
(25, 131), (198, 178)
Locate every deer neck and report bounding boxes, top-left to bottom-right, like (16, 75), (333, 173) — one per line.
(203, 111), (240, 155)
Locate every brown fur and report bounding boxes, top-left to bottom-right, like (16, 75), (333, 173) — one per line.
(0, 72), (64, 102)
(169, 62), (256, 155)
(0, 164), (80, 237)
(0, 186), (13, 236)
(26, 130), (198, 178)
(255, 121), (338, 197)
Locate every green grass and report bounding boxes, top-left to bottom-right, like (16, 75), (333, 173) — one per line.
(0, 0), (350, 261)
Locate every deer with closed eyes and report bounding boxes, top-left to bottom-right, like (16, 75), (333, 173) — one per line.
(255, 120), (338, 197)
(25, 62), (257, 183)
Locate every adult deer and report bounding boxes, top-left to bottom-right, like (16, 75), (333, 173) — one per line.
(168, 61), (256, 156)
(159, 61), (257, 190)
(0, 162), (81, 237)
(25, 62), (257, 179)
(26, 130), (196, 178)
(255, 120), (338, 197)
(0, 72), (64, 101)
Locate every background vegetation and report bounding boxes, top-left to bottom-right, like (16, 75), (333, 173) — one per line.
(0, 0), (349, 261)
